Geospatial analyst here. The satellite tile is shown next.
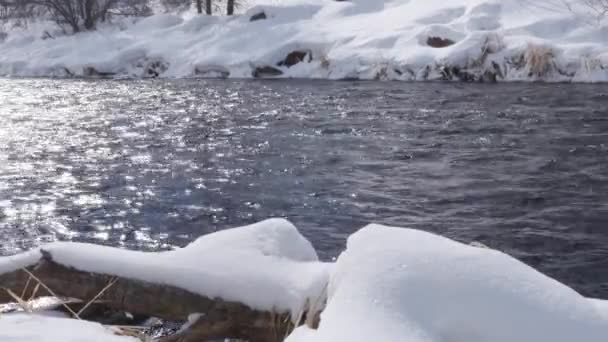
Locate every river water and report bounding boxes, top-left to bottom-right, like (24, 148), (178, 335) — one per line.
(0, 78), (607, 297)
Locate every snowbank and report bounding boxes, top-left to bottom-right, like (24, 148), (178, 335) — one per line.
(0, 0), (607, 81)
(287, 224), (608, 342)
(591, 298), (608, 321)
(0, 313), (137, 342)
(2, 219), (608, 341)
(0, 218), (331, 316)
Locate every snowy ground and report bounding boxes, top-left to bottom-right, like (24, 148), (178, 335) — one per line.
(1, 219), (608, 341)
(0, 313), (139, 342)
(0, 0), (607, 81)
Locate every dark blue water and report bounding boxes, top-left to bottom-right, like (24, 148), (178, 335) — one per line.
(1, 79), (607, 297)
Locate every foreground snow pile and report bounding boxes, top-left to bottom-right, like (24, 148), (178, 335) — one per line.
(0, 313), (137, 342)
(0, 218), (331, 316)
(0, 0), (607, 81)
(288, 224), (608, 342)
(1, 219), (607, 341)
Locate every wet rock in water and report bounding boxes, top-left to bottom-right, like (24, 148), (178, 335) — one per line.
(250, 11), (267, 22)
(277, 50), (312, 67)
(143, 59), (169, 78)
(427, 36), (455, 48)
(83, 66), (115, 78)
(194, 65), (230, 78)
(252, 65), (283, 78)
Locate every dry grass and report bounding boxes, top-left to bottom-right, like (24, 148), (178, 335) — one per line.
(525, 43), (556, 77)
(2, 265), (147, 341)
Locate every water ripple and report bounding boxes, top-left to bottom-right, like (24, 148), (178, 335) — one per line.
(0, 79), (607, 297)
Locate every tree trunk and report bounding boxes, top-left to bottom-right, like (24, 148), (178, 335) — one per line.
(83, 0), (96, 31)
(227, 0), (235, 15)
(205, 0), (212, 15)
(196, 0), (202, 14)
(0, 249), (312, 342)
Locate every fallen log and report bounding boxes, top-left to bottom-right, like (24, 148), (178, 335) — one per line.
(0, 219), (329, 342)
(0, 250), (293, 341)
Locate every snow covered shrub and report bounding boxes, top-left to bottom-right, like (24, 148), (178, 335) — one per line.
(582, 57), (605, 72)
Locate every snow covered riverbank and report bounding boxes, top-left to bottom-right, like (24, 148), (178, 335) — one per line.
(1, 218), (608, 341)
(1, 0), (607, 82)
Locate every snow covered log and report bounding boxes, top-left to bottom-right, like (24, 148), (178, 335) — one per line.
(0, 219), (330, 342)
(0, 257), (291, 341)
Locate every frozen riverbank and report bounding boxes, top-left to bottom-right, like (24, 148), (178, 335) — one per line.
(0, 0), (607, 82)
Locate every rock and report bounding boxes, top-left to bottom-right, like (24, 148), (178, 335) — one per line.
(83, 66), (116, 78)
(426, 36), (455, 48)
(250, 11), (267, 22)
(194, 65), (230, 79)
(277, 50), (312, 67)
(252, 66), (283, 78)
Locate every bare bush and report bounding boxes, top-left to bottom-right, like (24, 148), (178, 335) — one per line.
(525, 0), (608, 24)
(562, 0), (608, 23)
(160, 0), (190, 12)
(0, 0), (151, 33)
(160, 0), (245, 16)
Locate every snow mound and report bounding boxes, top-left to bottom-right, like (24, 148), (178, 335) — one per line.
(591, 298), (608, 321)
(0, 0), (607, 81)
(0, 313), (137, 342)
(0, 218), (330, 316)
(2, 219), (608, 341)
(287, 224), (608, 342)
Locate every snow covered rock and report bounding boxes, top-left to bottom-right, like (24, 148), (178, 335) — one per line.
(287, 224), (608, 342)
(253, 65), (284, 77)
(194, 64), (231, 78)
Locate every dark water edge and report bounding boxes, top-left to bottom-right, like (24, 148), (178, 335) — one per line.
(0, 78), (607, 298)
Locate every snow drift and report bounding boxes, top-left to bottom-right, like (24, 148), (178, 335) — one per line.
(287, 224), (608, 342)
(0, 0), (607, 81)
(1, 218), (608, 341)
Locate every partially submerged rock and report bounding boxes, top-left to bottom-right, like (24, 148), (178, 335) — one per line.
(253, 65), (283, 78)
(83, 66), (116, 78)
(194, 65), (230, 79)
